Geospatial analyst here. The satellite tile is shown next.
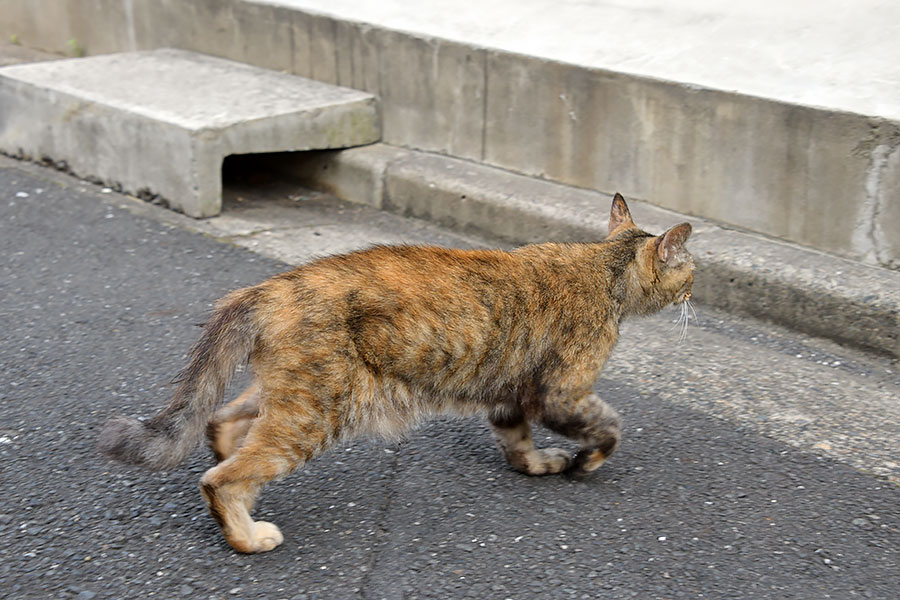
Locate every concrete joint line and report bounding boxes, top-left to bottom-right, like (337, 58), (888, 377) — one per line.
(379, 150), (412, 209)
(856, 142), (891, 266)
(122, 0), (137, 51)
(480, 50), (489, 161)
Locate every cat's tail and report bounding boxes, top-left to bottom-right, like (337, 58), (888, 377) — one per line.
(98, 287), (263, 471)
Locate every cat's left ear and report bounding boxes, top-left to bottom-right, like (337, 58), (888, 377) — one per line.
(656, 223), (692, 264)
(609, 193), (635, 235)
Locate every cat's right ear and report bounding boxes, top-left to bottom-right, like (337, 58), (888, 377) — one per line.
(608, 193), (635, 236)
(656, 222), (693, 264)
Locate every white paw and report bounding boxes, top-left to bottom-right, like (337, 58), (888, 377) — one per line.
(252, 521), (284, 553)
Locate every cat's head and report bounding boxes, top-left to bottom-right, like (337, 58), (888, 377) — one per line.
(606, 193), (694, 315)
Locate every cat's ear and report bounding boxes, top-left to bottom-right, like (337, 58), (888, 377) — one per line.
(609, 193), (635, 235)
(656, 223), (692, 264)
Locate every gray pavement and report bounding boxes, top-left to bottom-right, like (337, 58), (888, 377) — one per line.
(1, 159), (898, 600)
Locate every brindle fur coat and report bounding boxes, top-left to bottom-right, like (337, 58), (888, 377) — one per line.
(99, 194), (694, 553)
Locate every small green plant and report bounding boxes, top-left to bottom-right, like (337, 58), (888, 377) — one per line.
(66, 38), (84, 57)
(9, 33), (20, 45)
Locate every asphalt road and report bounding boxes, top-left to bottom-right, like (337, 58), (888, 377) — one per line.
(1, 161), (897, 600)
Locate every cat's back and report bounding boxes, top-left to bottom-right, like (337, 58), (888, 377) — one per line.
(249, 245), (521, 339)
(264, 242), (603, 317)
(290, 244), (520, 296)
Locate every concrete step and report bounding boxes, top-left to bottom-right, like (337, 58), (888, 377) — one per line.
(0, 48), (380, 217)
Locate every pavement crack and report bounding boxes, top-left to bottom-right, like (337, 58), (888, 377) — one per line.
(216, 224), (318, 240)
(358, 447), (402, 600)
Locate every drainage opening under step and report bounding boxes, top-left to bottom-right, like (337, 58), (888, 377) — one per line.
(222, 152), (302, 187)
(221, 151), (338, 209)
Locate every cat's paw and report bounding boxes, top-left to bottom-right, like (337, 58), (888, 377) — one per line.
(250, 521), (284, 553)
(564, 443), (616, 480)
(524, 447), (573, 475)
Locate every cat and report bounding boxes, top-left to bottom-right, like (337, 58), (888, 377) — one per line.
(99, 193), (694, 554)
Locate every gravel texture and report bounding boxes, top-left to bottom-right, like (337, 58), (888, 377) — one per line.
(1, 160), (897, 599)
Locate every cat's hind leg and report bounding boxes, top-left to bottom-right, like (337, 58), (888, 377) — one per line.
(199, 392), (332, 553)
(489, 410), (573, 475)
(541, 392), (621, 479)
(207, 381), (261, 463)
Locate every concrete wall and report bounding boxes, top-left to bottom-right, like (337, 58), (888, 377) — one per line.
(2, 0), (897, 269)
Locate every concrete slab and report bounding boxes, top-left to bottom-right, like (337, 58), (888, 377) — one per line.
(269, 0), (900, 122)
(0, 48), (379, 216)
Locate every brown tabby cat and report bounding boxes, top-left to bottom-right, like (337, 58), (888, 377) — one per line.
(99, 194), (694, 554)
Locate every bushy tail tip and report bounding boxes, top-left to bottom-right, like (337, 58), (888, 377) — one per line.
(98, 415), (189, 471)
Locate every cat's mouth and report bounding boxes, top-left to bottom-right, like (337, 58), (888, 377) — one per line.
(677, 290), (692, 304)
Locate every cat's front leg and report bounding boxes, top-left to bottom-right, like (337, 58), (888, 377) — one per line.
(489, 410), (573, 475)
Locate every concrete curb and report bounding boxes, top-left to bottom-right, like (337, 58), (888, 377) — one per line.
(280, 144), (900, 359)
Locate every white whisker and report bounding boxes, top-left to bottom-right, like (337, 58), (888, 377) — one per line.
(686, 299), (698, 322)
(669, 304), (684, 332)
(669, 314), (682, 331)
(675, 299), (693, 344)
